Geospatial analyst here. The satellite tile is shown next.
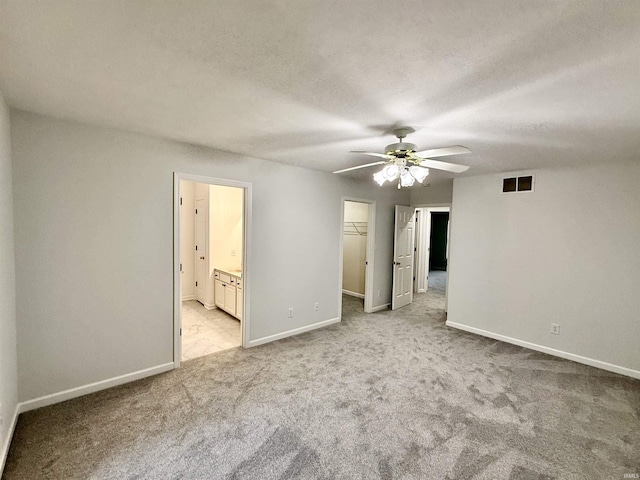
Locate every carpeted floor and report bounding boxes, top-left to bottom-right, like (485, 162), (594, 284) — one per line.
(3, 283), (639, 479)
(428, 270), (446, 296)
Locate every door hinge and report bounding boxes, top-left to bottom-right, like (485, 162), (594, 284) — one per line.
(195, 208), (198, 214)
(195, 245), (198, 251)
(180, 197), (182, 205)
(195, 281), (198, 287)
(180, 263), (182, 271)
(180, 328), (182, 336)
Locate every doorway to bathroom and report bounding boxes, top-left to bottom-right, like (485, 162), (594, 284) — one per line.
(173, 173), (251, 366)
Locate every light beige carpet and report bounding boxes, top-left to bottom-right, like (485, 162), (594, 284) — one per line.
(4, 279), (639, 479)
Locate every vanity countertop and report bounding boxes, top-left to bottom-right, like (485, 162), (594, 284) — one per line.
(216, 268), (242, 279)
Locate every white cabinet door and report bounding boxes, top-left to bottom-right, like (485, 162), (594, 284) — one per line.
(224, 283), (237, 316)
(214, 279), (225, 309)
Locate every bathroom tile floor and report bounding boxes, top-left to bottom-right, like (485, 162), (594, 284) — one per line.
(181, 300), (241, 361)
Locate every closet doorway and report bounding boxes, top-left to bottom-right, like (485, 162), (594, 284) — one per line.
(340, 198), (376, 316)
(173, 173), (252, 367)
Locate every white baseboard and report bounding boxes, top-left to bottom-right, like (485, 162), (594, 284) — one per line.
(181, 295), (195, 302)
(370, 303), (390, 313)
(446, 321), (640, 380)
(417, 288), (426, 293)
(342, 289), (365, 299)
(1, 403), (20, 475)
(17, 362), (175, 414)
(203, 302), (215, 310)
(248, 317), (340, 348)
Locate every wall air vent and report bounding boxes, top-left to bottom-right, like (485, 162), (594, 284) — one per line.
(502, 174), (534, 193)
(503, 177), (517, 192)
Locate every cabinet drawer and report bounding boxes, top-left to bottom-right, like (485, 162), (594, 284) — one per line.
(219, 273), (231, 284)
(236, 278), (242, 288)
(214, 271), (220, 279)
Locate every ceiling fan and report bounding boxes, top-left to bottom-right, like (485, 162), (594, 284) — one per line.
(333, 127), (471, 188)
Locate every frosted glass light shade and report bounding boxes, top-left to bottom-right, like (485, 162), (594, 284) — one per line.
(373, 163), (428, 188)
(382, 164), (400, 181)
(400, 168), (415, 187)
(373, 170), (386, 186)
(409, 165), (429, 183)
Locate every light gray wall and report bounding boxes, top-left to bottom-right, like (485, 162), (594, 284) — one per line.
(447, 163), (640, 373)
(410, 180), (453, 205)
(0, 92), (17, 470)
(11, 110), (408, 402)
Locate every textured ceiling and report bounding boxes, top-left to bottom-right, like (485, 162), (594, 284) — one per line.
(1, 1), (639, 185)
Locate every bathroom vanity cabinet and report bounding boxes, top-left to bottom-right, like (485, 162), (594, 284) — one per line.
(214, 269), (243, 320)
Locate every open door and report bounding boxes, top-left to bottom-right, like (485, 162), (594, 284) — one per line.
(194, 197), (207, 304)
(392, 205), (416, 310)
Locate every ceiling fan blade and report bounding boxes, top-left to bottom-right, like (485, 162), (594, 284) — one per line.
(418, 158), (470, 173)
(350, 151), (392, 159)
(415, 145), (471, 158)
(333, 161), (386, 174)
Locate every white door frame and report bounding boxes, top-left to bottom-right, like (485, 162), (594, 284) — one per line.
(339, 197), (376, 316)
(414, 208), (429, 293)
(173, 172), (252, 368)
(413, 203), (451, 306)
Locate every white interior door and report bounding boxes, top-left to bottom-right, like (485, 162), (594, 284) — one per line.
(195, 197), (207, 304)
(392, 205), (416, 310)
(415, 208), (432, 293)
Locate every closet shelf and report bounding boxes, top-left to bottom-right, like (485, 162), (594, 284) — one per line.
(343, 222), (367, 236)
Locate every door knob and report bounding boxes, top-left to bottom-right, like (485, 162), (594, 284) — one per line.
(200, 256), (205, 260)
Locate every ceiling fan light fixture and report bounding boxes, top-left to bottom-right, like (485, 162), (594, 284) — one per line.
(400, 169), (415, 188)
(373, 171), (386, 186)
(382, 164), (400, 181)
(338, 126), (470, 188)
(409, 165), (429, 183)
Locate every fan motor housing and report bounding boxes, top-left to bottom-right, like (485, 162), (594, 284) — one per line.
(385, 142), (417, 156)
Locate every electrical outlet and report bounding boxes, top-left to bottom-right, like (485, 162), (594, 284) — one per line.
(288, 308), (293, 318)
(551, 323), (560, 335)
(231, 249), (236, 256)
(314, 302), (319, 311)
